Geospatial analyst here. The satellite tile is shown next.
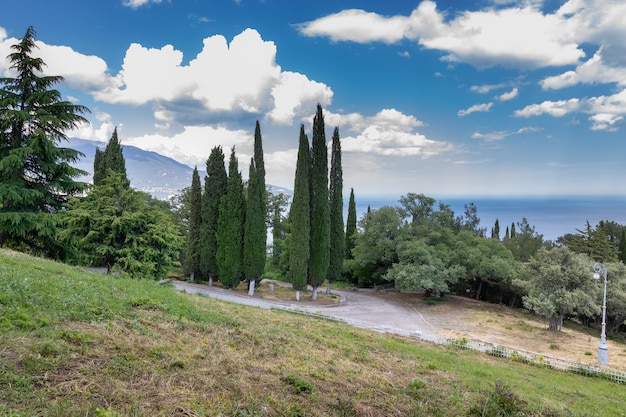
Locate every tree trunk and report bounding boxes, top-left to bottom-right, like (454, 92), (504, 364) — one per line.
(295, 290), (300, 301)
(312, 285), (319, 300)
(189, 271), (195, 283)
(248, 279), (255, 296)
(208, 276), (213, 286)
(326, 281), (332, 295)
(475, 280), (484, 301)
(548, 315), (562, 331)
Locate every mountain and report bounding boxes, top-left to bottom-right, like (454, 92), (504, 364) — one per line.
(68, 138), (292, 200)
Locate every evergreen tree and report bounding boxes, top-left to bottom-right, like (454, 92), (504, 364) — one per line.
(327, 127), (344, 294)
(268, 191), (290, 273)
(93, 148), (105, 186)
(345, 188), (357, 259)
(94, 127), (129, 187)
(199, 146), (227, 284)
(184, 166), (202, 281)
(216, 147), (245, 289)
(0, 26), (89, 254)
(510, 222), (516, 238)
(243, 121), (267, 295)
(620, 229), (626, 264)
(309, 104), (330, 300)
(289, 125), (311, 300)
(491, 218), (500, 240)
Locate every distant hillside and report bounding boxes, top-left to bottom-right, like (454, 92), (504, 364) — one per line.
(69, 138), (291, 200)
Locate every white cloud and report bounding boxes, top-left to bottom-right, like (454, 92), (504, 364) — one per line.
(498, 88), (518, 101)
(269, 71), (333, 125)
(470, 83), (506, 94)
(123, 0), (162, 9)
(299, 1), (585, 68)
(514, 98), (581, 117)
(590, 113), (623, 131)
(541, 48), (626, 89)
(472, 126), (542, 141)
(458, 102), (493, 117)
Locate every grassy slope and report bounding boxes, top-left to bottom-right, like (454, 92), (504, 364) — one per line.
(0, 249), (624, 417)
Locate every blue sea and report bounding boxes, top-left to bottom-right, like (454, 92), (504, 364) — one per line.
(353, 196), (626, 242)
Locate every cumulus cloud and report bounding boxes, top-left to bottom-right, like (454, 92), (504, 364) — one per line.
(541, 48), (626, 89)
(269, 71), (333, 125)
(458, 102), (493, 117)
(470, 83), (507, 94)
(299, 1), (584, 68)
(334, 108), (452, 157)
(498, 88), (518, 101)
(515, 98), (581, 117)
(123, 0), (162, 9)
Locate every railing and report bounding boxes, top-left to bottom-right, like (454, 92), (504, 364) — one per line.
(272, 305), (626, 385)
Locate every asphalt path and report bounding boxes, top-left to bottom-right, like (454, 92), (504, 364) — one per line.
(172, 281), (437, 340)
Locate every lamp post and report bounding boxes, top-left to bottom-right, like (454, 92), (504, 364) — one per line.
(592, 262), (608, 366)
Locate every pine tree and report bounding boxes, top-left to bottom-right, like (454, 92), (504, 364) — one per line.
(216, 147), (245, 289)
(243, 122), (267, 295)
(93, 127), (129, 187)
(327, 127), (344, 294)
(184, 166), (202, 281)
(289, 125), (311, 301)
(309, 104), (330, 300)
(199, 146), (227, 285)
(345, 188), (357, 259)
(491, 218), (500, 240)
(0, 26), (89, 254)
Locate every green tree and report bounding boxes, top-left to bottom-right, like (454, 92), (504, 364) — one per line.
(561, 221), (618, 263)
(184, 166), (202, 281)
(309, 104), (330, 300)
(199, 146), (227, 285)
(0, 26), (89, 254)
(289, 126), (311, 300)
(327, 127), (344, 294)
(243, 121), (267, 295)
(94, 127), (128, 187)
(491, 218), (500, 240)
(63, 171), (182, 279)
(268, 190), (290, 274)
(504, 218), (543, 262)
(523, 247), (599, 331)
(345, 188), (357, 259)
(216, 147), (245, 289)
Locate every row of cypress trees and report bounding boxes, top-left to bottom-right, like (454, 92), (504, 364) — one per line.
(185, 121), (267, 295)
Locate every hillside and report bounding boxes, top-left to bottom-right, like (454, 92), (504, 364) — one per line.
(0, 249), (624, 416)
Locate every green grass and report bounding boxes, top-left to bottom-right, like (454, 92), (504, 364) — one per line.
(1, 248), (625, 416)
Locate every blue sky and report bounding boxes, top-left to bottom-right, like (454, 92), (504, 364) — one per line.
(1, 0), (625, 198)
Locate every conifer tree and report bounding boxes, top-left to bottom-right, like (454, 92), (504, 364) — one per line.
(289, 125), (311, 301)
(0, 26), (89, 254)
(243, 122), (267, 295)
(491, 218), (500, 240)
(216, 147), (245, 289)
(510, 222), (516, 238)
(345, 188), (357, 259)
(184, 166), (202, 281)
(93, 127), (129, 187)
(309, 104), (330, 300)
(327, 127), (344, 294)
(199, 146), (227, 285)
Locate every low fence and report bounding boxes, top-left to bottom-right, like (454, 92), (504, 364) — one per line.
(271, 305), (626, 385)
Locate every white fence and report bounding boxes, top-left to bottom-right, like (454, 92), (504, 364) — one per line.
(272, 305), (626, 385)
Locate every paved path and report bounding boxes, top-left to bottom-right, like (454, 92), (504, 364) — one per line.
(172, 281), (437, 340)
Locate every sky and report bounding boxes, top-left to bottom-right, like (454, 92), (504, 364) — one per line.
(1, 0), (626, 199)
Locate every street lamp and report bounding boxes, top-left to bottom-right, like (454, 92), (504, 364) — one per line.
(592, 262), (608, 366)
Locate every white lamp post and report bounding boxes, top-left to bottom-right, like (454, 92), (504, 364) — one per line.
(592, 262), (608, 366)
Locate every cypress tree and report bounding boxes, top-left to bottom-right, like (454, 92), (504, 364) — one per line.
(0, 26), (89, 254)
(216, 147), (245, 289)
(309, 104), (330, 300)
(327, 127), (344, 294)
(243, 120), (267, 295)
(94, 127), (129, 187)
(491, 218), (500, 240)
(184, 166), (202, 281)
(511, 222), (516, 238)
(345, 188), (357, 259)
(199, 146), (227, 285)
(289, 125), (311, 301)
(93, 148), (105, 186)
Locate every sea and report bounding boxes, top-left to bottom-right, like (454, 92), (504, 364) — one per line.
(353, 195), (626, 242)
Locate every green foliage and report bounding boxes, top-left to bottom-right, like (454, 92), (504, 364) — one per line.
(523, 247), (599, 331)
(199, 146), (227, 281)
(309, 104), (330, 292)
(93, 128), (128, 187)
(62, 172), (183, 279)
(561, 220), (621, 263)
(243, 122), (267, 287)
(216, 147), (245, 288)
(0, 26), (89, 253)
(503, 218), (543, 262)
(328, 127), (344, 285)
(289, 125), (310, 292)
(345, 188), (357, 260)
(268, 190), (290, 273)
(184, 166), (202, 279)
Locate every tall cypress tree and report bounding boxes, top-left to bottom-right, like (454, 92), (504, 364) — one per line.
(216, 147), (245, 289)
(199, 146), (227, 285)
(327, 127), (344, 294)
(309, 104), (330, 300)
(345, 188), (357, 259)
(289, 125), (310, 301)
(94, 127), (128, 187)
(93, 148), (105, 186)
(0, 26), (89, 254)
(243, 121), (267, 295)
(184, 166), (202, 281)
(491, 218), (501, 240)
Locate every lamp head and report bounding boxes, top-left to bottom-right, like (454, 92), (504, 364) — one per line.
(593, 272), (600, 280)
